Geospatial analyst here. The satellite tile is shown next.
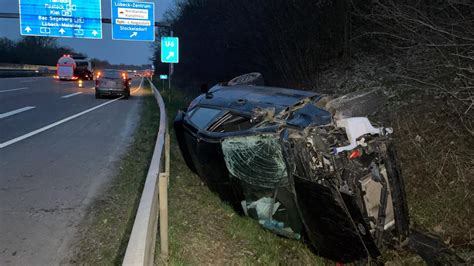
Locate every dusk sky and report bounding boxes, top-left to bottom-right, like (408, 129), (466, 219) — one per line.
(0, 0), (175, 65)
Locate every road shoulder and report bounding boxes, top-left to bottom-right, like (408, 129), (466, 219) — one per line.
(65, 84), (160, 264)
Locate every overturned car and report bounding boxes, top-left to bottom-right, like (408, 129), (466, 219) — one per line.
(174, 73), (410, 262)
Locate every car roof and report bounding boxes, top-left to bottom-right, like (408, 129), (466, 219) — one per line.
(198, 84), (319, 113)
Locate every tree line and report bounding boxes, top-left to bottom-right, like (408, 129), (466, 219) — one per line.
(0, 36), (148, 70)
(154, 0), (473, 97)
(0, 37), (74, 66)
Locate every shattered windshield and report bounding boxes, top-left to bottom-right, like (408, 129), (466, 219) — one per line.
(222, 134), (288, 188)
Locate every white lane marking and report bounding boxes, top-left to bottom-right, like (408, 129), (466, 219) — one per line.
(0, 106), (36, 119)
(61, 92), (83, 98)
(0, 78), (144, 149)
(0, 87), (29, 93)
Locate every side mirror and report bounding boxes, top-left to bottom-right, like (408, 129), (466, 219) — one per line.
(200, 83), (209, 93)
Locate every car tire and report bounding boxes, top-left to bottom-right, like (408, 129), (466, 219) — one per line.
(123, 90), (130, 99)
(228, 72), (264, 86)
(95, 92), (100, 99)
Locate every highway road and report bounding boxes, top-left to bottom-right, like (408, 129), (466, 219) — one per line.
(0, 76), (144, 265)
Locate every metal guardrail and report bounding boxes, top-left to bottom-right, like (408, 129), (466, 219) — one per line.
(0, 64), (55, 78)
(0, 70), (54, 78)
(0, 63), (56, 70)
(123, 77), (170, 265)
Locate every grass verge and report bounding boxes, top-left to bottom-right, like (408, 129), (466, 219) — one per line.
(68, 82), (160, 264)
(154, 81), (324, 265)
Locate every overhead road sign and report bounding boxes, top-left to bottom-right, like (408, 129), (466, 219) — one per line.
(111, 0), (155, 41)
(159, 74), (168, 80)
(161, 37), (179, 63)
(19, 0), (103, 39)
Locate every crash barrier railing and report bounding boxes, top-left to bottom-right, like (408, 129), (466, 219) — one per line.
(123, 77), (170, 265)
(0, 63), (56, 70)
(0, 70), (54, 78)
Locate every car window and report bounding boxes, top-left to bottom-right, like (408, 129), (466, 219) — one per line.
(76, 62), (88, 67)
(188, 107), (221, 129)
(209, 113), (253, 133)
(221, 134), (288, 188)
(103, 70), (122, 79)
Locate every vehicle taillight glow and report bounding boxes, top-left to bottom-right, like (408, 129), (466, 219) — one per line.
(348, 149), (362, 160)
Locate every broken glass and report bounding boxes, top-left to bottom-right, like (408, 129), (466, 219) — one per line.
(222, 134), (288, 188)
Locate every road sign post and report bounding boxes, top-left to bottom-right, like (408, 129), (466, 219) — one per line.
(161, 34), (178, 99)
(159, 74), (168, 90)
(19, 0), (102, 39)
(111, 0), (155, 41)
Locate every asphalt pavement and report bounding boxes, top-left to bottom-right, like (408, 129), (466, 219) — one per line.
(0, 76), (144, 265)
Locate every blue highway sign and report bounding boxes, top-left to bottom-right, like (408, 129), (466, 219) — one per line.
(159, 74), (168, 80)
(111, 0), (155, 41)
(19, 0), (102, 39)
(161, 37), (179, 63)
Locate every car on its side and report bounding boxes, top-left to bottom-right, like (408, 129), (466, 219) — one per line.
(95, 69), (131, 99)
(174, 73), (410, 263)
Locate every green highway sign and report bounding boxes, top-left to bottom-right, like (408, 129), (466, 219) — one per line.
(161, 37), (179, 63)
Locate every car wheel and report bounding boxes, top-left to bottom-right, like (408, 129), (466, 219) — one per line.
(95, 92), (100, 99)
(123, 90), (130, 99)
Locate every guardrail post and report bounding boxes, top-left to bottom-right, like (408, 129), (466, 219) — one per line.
(165, 133), (171, 183)
(159, 173), (169, 259)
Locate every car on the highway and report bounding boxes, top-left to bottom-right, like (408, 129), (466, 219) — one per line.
(36, 66), (49, 73)
(174, 73), (410, 263)
(95, 69), (131, 99)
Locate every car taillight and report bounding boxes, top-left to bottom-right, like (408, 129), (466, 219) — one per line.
(348, 149), (362, 160)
